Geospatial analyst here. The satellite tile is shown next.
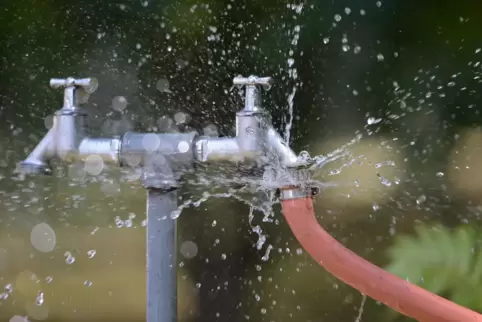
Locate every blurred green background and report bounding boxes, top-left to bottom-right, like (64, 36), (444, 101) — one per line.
(2, 0), (482, 321)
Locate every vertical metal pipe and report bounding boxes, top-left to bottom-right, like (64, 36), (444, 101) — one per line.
(146, 188), (177, 322)
(244, 85), (261, 112)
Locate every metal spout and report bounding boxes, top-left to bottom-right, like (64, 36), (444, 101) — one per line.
(18, 128), (55, 175)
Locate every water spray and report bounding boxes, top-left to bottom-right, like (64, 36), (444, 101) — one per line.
(19, 76), (482, 322)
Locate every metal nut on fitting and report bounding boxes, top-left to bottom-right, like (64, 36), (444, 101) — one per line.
(279, 186), (313, 200)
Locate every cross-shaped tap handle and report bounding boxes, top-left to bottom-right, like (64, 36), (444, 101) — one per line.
(49, 77), (98, 94)
(233, 75), (273, 90)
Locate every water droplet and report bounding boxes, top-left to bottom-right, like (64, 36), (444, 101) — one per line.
(416, 195), (427, 205)
(436, 172), (444, 178)
(156, 78), (171, 93)
(64, 251), (75, 265)
(354, 45), (362, 54)
(44, 115), (53, 129)
(174, 112), (191, 125)
(175, 59), (189, 69)
(376, 1), (382, 7)
(170, 210), (181, 219)
(334, 14), (342, 22)
(261, 308), (267, 314)
(261, 244), (273, 261)
(30, 223), (56, 253)
(344, 7), (351, 15)
(45, 276), (53, 283)
(111, 96), (128, 112)
(372, 203), (380, 211)
(180, 241), (198, 259)
(378, 175), (392, 186)
(323, 37), (330, 44)
(360, 9), (366, 15)
(115, 216), (124, 228)
(87, 250), (96, 259)
(177, 141), (190, 153)
(84, 280), (92, 287)
(84, 154), (104, 176)
(476, 48), (481, 54)
(142, 133), (161, 152)
(296, 248), (303, 255)
(35, 292), (44, 306)
(376, 53), (385, 61)
(203, 124), (218, 137)
(195, 282), (201, 288)
(342, 44), (350, 52)
(367, 117), (382, 125)
(124, 217), (133, 228)
(221, 253), (227, 260)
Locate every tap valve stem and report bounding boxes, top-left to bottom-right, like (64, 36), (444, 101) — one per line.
(233, 75), (273, 112)
(50, 77), (98, 110)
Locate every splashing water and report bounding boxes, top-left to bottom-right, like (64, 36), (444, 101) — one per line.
(355, 293), (367, 322)
(35, 292), (44, 306)
(310, 133), (364, 170)
(284, 4), (305, 144)
(248, 206), (267, 251)
(64, 251), (76, 265)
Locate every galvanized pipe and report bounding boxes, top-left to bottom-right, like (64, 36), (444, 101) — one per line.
(146, 188), (178, 322)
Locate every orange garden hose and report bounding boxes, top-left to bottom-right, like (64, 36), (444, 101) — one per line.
(280, 195), (482, 322)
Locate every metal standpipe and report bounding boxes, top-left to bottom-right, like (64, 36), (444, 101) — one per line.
(145, 188), (178, 322)
(142, 147), (182, 322)
(18, 75), (308, 322)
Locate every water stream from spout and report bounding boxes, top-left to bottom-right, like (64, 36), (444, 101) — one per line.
(283, 3), (304, 145)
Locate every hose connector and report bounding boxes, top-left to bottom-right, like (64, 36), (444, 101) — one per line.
(279, 186), (315, 200)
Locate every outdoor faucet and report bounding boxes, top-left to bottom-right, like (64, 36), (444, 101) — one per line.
(195, 75), (300, 168)
(19, 77), (122, 175)
(18, 75), (310, 322)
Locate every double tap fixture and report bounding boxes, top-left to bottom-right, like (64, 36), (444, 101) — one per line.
(19, 75), (313, 322)
(20, 75), (308, 186)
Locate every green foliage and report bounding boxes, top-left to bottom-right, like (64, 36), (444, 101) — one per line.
(385, 224), (482, 313)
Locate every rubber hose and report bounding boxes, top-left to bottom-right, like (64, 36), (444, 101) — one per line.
(281, 196), (482, 322)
